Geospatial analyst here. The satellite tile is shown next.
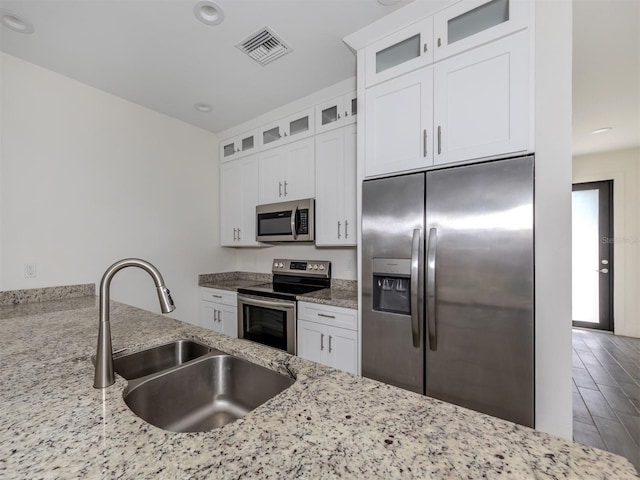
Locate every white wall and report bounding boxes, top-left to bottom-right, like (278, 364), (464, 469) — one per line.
(0, 53), (235, 323)
(534, 1), (574, 439)
(573, 147), (640, 338)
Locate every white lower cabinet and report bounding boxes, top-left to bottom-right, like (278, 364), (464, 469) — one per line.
(297, 301), (358, 375)
(199, 287), (238, 337)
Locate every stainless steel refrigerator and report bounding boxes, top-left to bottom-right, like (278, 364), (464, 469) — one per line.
(362, 156), (534, 427)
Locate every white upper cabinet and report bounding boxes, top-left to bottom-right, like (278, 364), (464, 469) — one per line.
(315, 124), (357, 246)
(365, 66), (433, 178)
(259, 108), (315, 150)
(315, 91), (357, 134)
(220, 130), (258, 162)
(220, 154), (261, 246)
(365, 16), (433, 88)
(259, 137), (315, 204)
(433, 0), (529, 61)
(433, 31), (529, 165)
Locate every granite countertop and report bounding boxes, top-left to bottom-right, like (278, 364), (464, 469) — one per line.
(1, 296), (637, 479)
(198, 272), (358, 309)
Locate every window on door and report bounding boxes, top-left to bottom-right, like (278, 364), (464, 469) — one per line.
(571, 180), (613, 331)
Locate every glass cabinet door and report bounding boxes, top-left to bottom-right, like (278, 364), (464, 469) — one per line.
(222, 140), (237, 159)
(262, 125), (282, 146)
(365, 17), (433, 87)
(434, 0), (529, 61)
(240, 133), (255, 153)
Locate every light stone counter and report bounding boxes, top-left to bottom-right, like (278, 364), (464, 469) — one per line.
(1, 297), (637, 479)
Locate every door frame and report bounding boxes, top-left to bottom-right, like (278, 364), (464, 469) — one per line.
(571, 180), (614, 331)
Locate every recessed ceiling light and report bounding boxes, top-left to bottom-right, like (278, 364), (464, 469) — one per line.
(0, 9), (34, 34)
(591, 127), (613, 134)
(194, 1), (224, 26)
(378, 0), (402, 5)
(195, 103), (213, 113)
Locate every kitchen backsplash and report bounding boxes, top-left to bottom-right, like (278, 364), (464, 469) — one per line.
(0, 283), (95, 306)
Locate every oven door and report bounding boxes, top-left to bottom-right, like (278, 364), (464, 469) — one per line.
(237, 294), (296, 354)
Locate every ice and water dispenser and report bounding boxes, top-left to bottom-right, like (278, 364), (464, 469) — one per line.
(372, 258), (411, 315)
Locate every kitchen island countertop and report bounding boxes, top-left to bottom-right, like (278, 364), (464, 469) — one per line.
(1, 297), (637, 479)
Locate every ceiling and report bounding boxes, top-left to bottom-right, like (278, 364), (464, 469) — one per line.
(1, 0), (638, 155)
(572, 0), (639, 156)
(0, 0), (410, 134)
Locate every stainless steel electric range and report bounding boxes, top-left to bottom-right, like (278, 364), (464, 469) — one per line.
(237, 259), (331, 354)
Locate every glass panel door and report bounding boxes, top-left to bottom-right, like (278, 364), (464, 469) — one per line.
(376, 34), (421, 73)
(572, 181), (613, 330)
(447, 0), (509, 45)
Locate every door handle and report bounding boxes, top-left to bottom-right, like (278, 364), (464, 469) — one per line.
(291, 206), (299, 240)
(328, 335), (332, 353)
(345, 220), (349, 239)
(337, 221), (341, 239)
(237, 228), (241, 240)
(596, 268), (609, 273)
(233, 228), (237, 241)
(437, 126), (442, 155)
(317, 313), (335, 319)
(279, 181), (283, 197)
(410, 228), (421, 348)
(320, 333), (324, 351)
(214, 309), (218, 322)
(426, 228), (438, 351)
(284, 181), (288, 196)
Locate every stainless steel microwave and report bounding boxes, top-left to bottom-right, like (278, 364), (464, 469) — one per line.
(256, 199), (315, 242)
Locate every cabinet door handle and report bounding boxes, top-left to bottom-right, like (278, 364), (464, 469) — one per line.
(318, 313), (335, 319)
(337, 221), (341, 239)
(345, 220), (349, 239)
(338, 113), (341, 119)
(284, 132), (288, 137)
(279, 181), (283, 197)
(320, 333), (324, 351)
(423, 43), (428, 53)
(233, 228), (237, 241)
(328, 335), (332, 353)
(214, 309), (218, 322)
(284, 181), (288, 196)
(437, 37), (442, 47)
(345, 111), (349, 117)
(437, 126), (442, 155)
(237, 228), (241, 240)
(423, 129), (427, 157)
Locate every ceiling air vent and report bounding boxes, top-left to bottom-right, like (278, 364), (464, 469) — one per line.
(236, 27), (292, 66)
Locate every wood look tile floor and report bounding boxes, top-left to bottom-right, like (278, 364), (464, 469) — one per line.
(572, 328), (640, 472)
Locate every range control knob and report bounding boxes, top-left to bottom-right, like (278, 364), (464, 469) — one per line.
(273, 262), (278, 268)
(313, 264), (319, 270)
(279, 262), (285, 268)
(319, 265), (325, 271)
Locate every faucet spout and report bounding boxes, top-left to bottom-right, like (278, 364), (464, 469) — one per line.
(93, 258), (175, 389)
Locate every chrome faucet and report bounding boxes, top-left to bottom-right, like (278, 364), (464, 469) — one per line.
(93, 258), (175, 388)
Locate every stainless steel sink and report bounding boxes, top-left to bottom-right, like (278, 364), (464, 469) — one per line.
(113, 339), (219, 380)
(123, 354), (295, 432)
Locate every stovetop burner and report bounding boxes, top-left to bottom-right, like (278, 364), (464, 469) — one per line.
(237, 259), (331, 301)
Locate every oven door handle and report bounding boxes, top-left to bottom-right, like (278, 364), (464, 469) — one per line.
(237, 295), (295, 310)
(290, 206), (299, 240)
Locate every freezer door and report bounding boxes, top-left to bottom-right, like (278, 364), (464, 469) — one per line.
(425, 156), (534, 427)
(362, 173), (425, 393)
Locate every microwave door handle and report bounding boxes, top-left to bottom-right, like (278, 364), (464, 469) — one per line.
(290, 206), (299, 240)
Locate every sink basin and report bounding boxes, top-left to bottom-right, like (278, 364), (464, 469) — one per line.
(123, 354), (295, 432)
(113, 339), (219, 380)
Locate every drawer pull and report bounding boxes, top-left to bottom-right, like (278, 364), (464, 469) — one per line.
(211, 294), (223, 299)
(317, 313), (335, 319)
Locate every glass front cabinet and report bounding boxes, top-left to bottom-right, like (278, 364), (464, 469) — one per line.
(220, 130), (258, 162)
(365, 17), (433, 88)
(315, 91), (357, 134)
(259, 108), (315, 150)
(433, 0), (529, 61)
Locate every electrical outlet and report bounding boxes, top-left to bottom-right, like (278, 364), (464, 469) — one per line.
(24, 263), (37, 278)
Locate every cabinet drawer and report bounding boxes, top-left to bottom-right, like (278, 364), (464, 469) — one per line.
(297, 301), (357, 331)
(199, 287), (237, 306)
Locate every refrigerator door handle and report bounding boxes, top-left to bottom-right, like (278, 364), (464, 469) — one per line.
(426, 227), (438, 351)
(410, 228), (421, 348)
